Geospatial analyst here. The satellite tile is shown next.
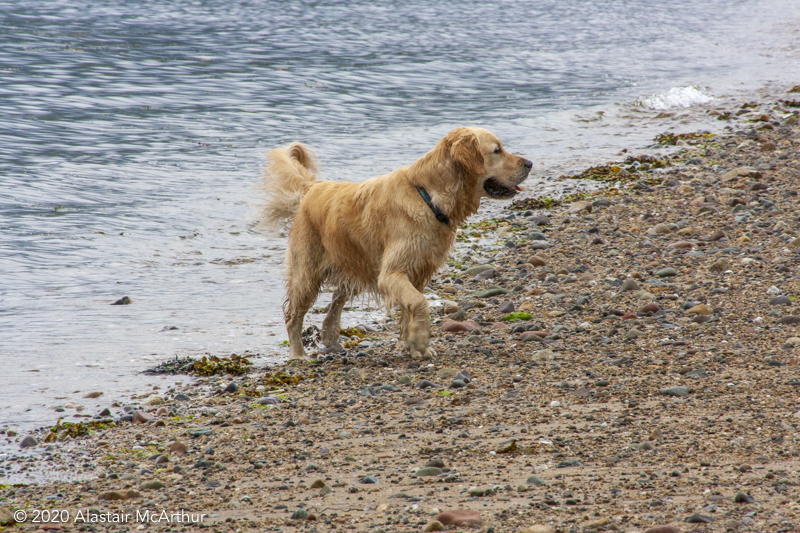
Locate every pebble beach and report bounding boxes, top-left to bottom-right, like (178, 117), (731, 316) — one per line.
(2, 89), (800, 533)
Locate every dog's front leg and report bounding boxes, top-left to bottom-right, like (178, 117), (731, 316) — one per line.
(379, 270), (436, 359)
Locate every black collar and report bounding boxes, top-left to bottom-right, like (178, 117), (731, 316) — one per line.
(415, 185), (449, 225)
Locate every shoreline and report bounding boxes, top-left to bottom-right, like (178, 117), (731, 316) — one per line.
(2, 87), (800, 533)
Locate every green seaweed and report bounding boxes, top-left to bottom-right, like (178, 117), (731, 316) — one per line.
(192, 354), (252, 376)
(501, 312), (532, 321)
(654, 131), (714, 146)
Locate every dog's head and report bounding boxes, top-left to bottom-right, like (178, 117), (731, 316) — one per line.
(444, 127), (532, 199)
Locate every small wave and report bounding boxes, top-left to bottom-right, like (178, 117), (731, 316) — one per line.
(636, 86), (714, 110)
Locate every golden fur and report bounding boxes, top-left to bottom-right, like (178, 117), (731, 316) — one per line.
(261, 127), (532, 359)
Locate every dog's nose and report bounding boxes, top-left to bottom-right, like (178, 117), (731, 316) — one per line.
(523, 159), (533, 170)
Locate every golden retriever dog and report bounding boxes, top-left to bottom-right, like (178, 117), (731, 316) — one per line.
(261, 127), (532, 360)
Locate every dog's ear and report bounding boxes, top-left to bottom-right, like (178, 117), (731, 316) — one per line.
(449, 130), (485, 176)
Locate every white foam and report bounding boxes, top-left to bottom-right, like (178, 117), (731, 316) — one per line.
(636, 86), (714, 110)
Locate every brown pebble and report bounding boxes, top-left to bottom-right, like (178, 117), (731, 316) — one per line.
(97, 490), (140, 501)
(709, 258), (730, 273)
(441, 320), (480, 333)
(167, 441), (187, 454)
(521, 526), (556, 533)
(639, 303), (661, 314)
(685, 304), (710, 316)
(132, 410), (155, 424)
(644, 526), (681, 533)
(527, 255), (547, 267)
(435, 510), (482, 526)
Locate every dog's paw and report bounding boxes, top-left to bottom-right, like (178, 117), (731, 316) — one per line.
(409, 346), (437, 359)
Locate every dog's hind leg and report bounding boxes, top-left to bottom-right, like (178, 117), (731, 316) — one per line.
(321, 288), (348, 353)
(284, 224), (324, 360)
(379, 271), (436, 359)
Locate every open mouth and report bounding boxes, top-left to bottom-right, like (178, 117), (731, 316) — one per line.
(483, 177), (521, 199)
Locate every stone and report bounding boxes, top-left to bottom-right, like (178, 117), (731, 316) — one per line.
(434, 510), (482, 527)
(257, 395), (280, 405)
(777, 315), (800, 325)
(462, 265), (494, 277)
(0, 508), (16, 526)
(498, 301), (514, 313)
(709, 229), (726, 241)
(416, 467), (443, 476)
(167, 441), (187, 454)
(656, 267), (677, 277)
(224, 382), (238, 393)
(453, 370), (472, 383)
(473, 269), (497, 281)
(568, 200), (592, 214)
(132, 410), (155, 423)
(310, 479), (326, 489)
(97, 490), (141, 501)
(789, 237), (800, 249)
(661, 386), (689, 397)
(319, 485), (333, 496)
(83, 391), (103, 398)
(685, 304), (710, 316)
(440, 320), (480, 333)
(520, 332), (544, 342)
(291, 509), (309, 520)
(686, 513), (714, 524)
(423, 521), (444, 532)
(649, 223), (671, 234)
(526, 475), (546, 486)
(468, 286), (510, 298)
(643, 527), (681, 533)
(174, 393), (191, 401)
(360, 475), (378, 484)
(625, 328), (644, 340)
(112, 296), (131, 305)
(528, 255), (547, 267)
(684, 369), (707, 379)
(416, 379), (437, 389)
(638, 303), (661, 314)
(734, 492), (755, 503)
(19, 435), (37, 448)
(784, 337), (800, 348)
(770, 296), (792, 306)
(668, 241), (695, 249)
(709, 258), (730, 273)
(620, 278), (639, 291)
(521, 526), (556, 533)
(721, 167), (757, 182)
(140, 481), (166, 491)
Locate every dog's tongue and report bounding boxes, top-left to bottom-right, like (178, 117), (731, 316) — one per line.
(515, 185), (523, 191)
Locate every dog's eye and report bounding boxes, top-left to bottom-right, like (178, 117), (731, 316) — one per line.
(493, 146), (501, 154)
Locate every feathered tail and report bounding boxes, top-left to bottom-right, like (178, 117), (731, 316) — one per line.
(260, 142), (318, 228)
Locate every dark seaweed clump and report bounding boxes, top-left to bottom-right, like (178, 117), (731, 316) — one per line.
(143, 355), (252, 376)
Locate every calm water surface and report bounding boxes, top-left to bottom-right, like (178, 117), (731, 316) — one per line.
(1, 0), (798, 440)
